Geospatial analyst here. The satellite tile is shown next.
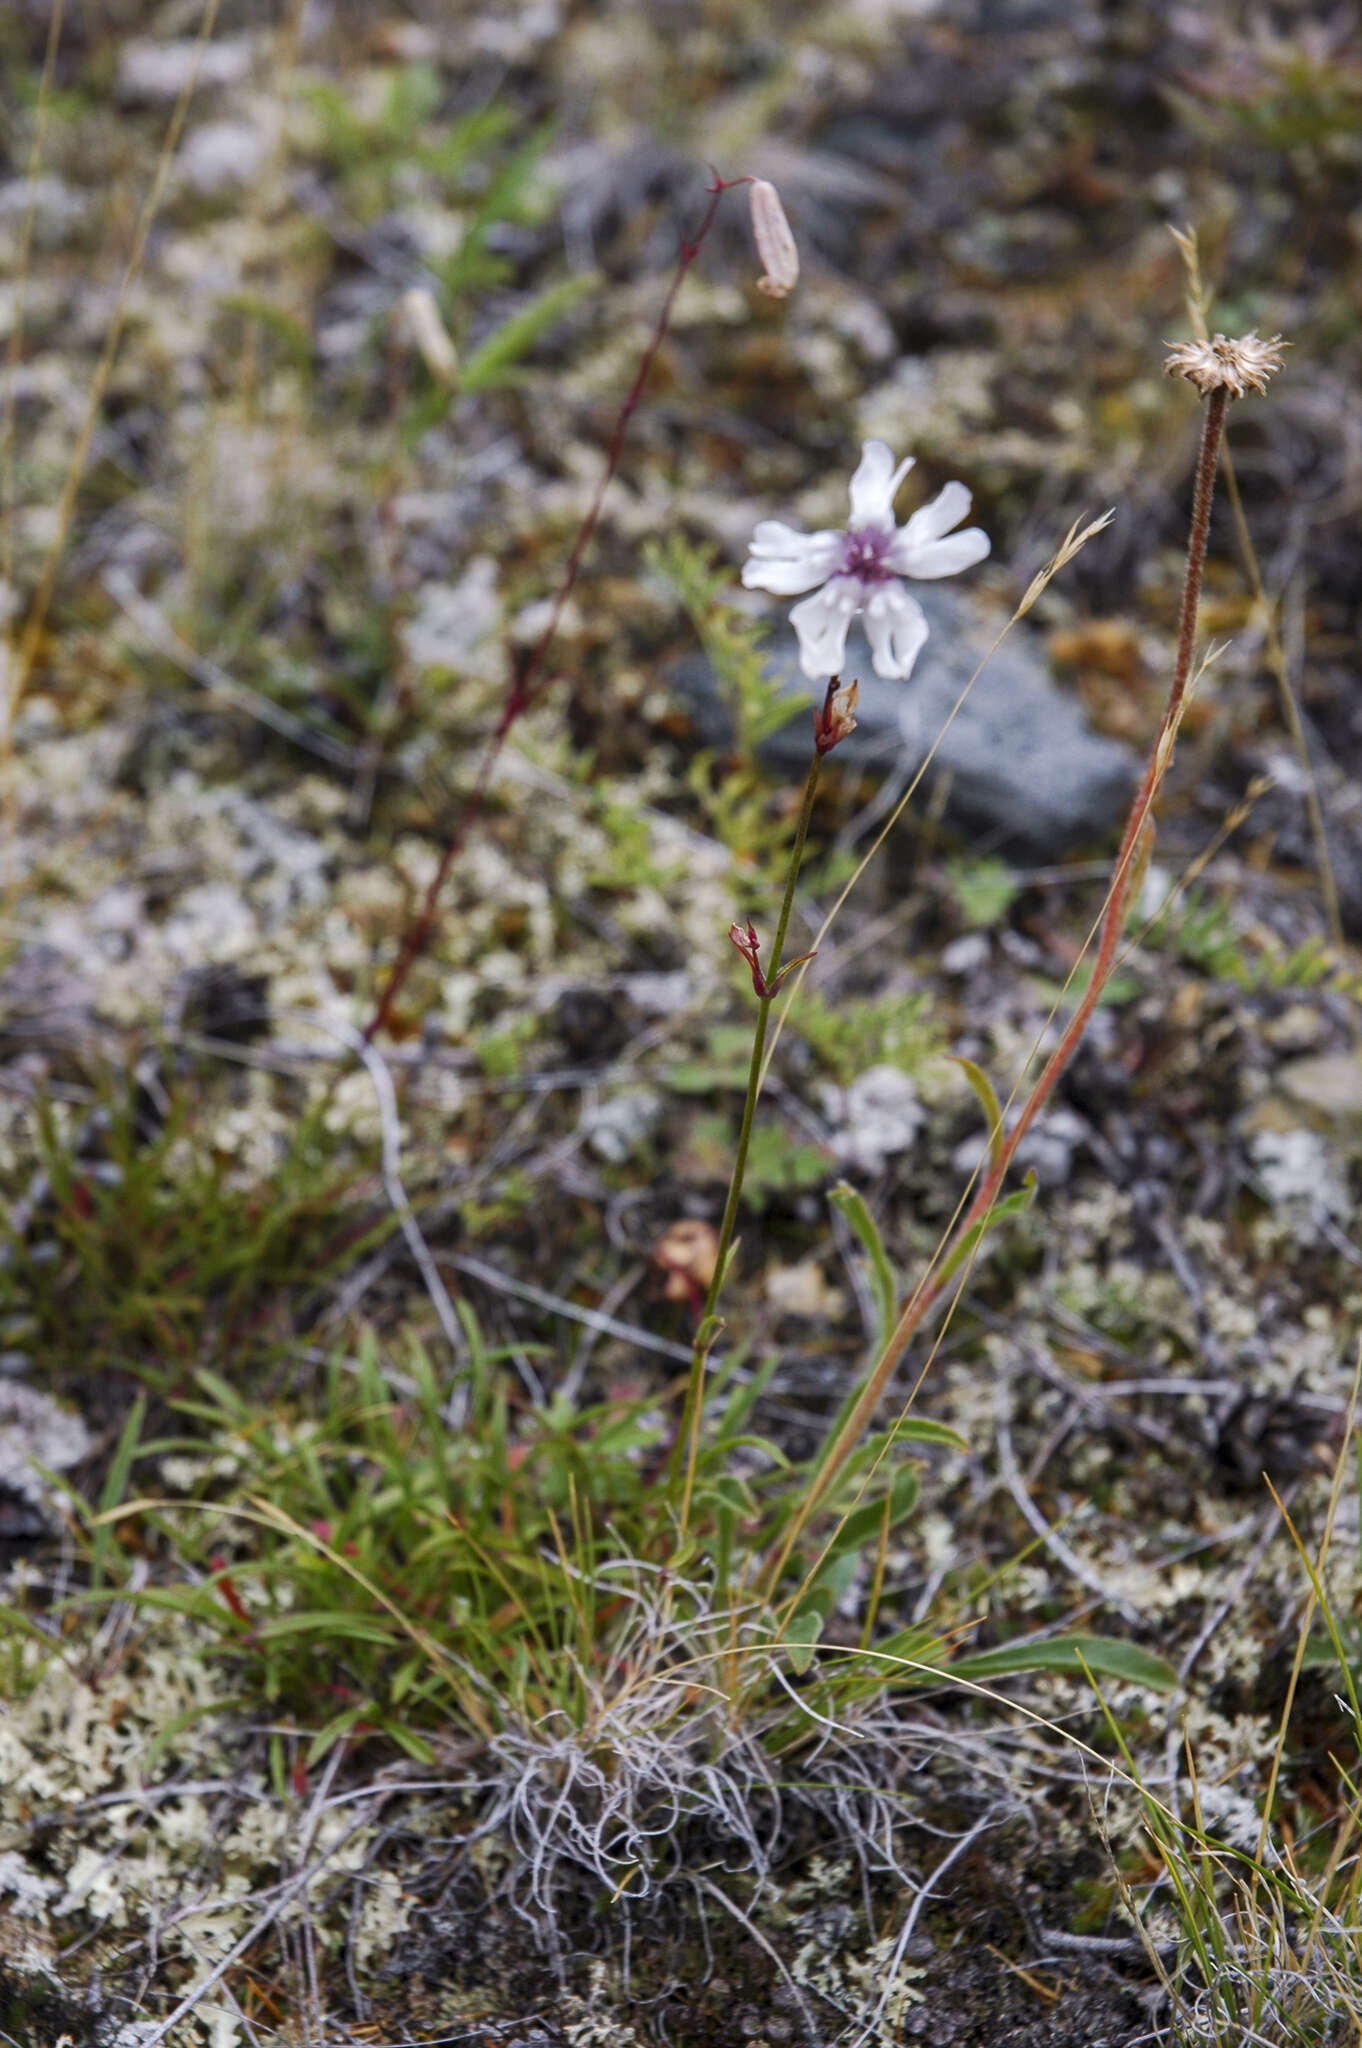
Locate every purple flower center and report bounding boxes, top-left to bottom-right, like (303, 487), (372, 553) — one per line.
(839, 525), (893, 583)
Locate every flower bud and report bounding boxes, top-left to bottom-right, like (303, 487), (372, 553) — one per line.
(730, 919), (764, 994)
(401, 287), (458, 387)
(813, 675), (859, 755)
(749, 179), (799, 300)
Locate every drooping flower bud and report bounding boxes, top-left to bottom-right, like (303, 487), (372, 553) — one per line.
(749, 179), (799, 300)
(401, 287), (458, 387)
(813, 675), (859, 755)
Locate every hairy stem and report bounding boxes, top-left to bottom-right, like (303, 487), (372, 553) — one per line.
(766, 388), (1229, 1589)
(675, 750), (823, 1527)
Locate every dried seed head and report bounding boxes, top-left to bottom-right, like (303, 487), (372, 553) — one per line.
(1164, 330), (1286, 401)
(749, 179), (799, 300)
(813, 675), (859, 755)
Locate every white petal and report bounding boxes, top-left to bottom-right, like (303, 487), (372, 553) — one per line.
(747, 519), (841, 557)
(863, 581), (929, 681)
(898, 480), (973, 549)
(889, 480), (991, 579)
(789, 576), (862, 680)
(892, 525), (991, 580)
(743, 522), (843, 596)
(848, 441), (914, 528)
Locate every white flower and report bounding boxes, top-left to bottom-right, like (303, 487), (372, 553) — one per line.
(742, 440), (990, 682)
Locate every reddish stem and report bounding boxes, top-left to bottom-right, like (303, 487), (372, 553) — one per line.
(768, 389), (1230, 1575)
(363, 175), (744, 1044)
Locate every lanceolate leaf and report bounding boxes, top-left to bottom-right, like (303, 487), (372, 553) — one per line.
(948, 1055), (1005, 1174)
(829, 1181), (897, 1351)
(950, 1633), (1177, 1692)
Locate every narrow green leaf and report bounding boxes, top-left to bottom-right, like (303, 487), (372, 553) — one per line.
(948, 1056), (1005, 1174)
(951, 1633), (1177, 1693)
(254, 1612), (398, 1647)
(306, 1703), (369, 1768)
(824, 1464), (919, 1563)
(829, 1181), (897, 1350)
(886, 1417), (969, 1452)
(92, 1395), (145, 1597)
(458, 273), (595, 393)
(386, 1723), (437, 1765)
(935, 1172), (1037, 1290)
(783, 1609), (823, 1675)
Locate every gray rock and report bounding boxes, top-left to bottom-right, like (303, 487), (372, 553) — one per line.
(1277, 1052), (1362, 1135)
(0, 1383), (92, 1527)
(583, 1086), (664, 1164)
(671, 589), (1136, 859)
(819, 1064), (923, 1176)
(117, 37), (254, 103)
(1249, 1126), (1350, 1244)
(178, 119), (274, 196)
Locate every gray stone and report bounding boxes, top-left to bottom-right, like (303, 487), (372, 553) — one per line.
(178, 119), (274, 196)
(1277, 1052), (1362, 1133)
(117, 38), (253, 103)
(583, 1086), (663, 1164)
(819, 1064), (923, 1176)
(671, 589), (1137, 859)
(0, 1383), (92, 1524)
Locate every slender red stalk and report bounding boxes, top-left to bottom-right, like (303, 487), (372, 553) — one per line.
(363, 174), (745, 1043)
(766, 389), (1230, 1581)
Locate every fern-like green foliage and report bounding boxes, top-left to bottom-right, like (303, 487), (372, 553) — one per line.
(1148, 886), (1351, 994)
(792, 985), (944, 1084)
(647, 532), (798, 762)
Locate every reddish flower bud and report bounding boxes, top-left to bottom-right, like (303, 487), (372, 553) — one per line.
(730, 919), (766, 995)
(813, 674), (859, 755)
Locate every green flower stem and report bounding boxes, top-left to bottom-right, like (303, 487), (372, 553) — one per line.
(674, 749), (823, 1530)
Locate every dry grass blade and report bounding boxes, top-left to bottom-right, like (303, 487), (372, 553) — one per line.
(2, 0), (225, 773)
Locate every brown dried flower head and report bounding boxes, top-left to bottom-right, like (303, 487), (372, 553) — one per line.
(1164, 331), (1286, 401)
(749, 178), (799, 300)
